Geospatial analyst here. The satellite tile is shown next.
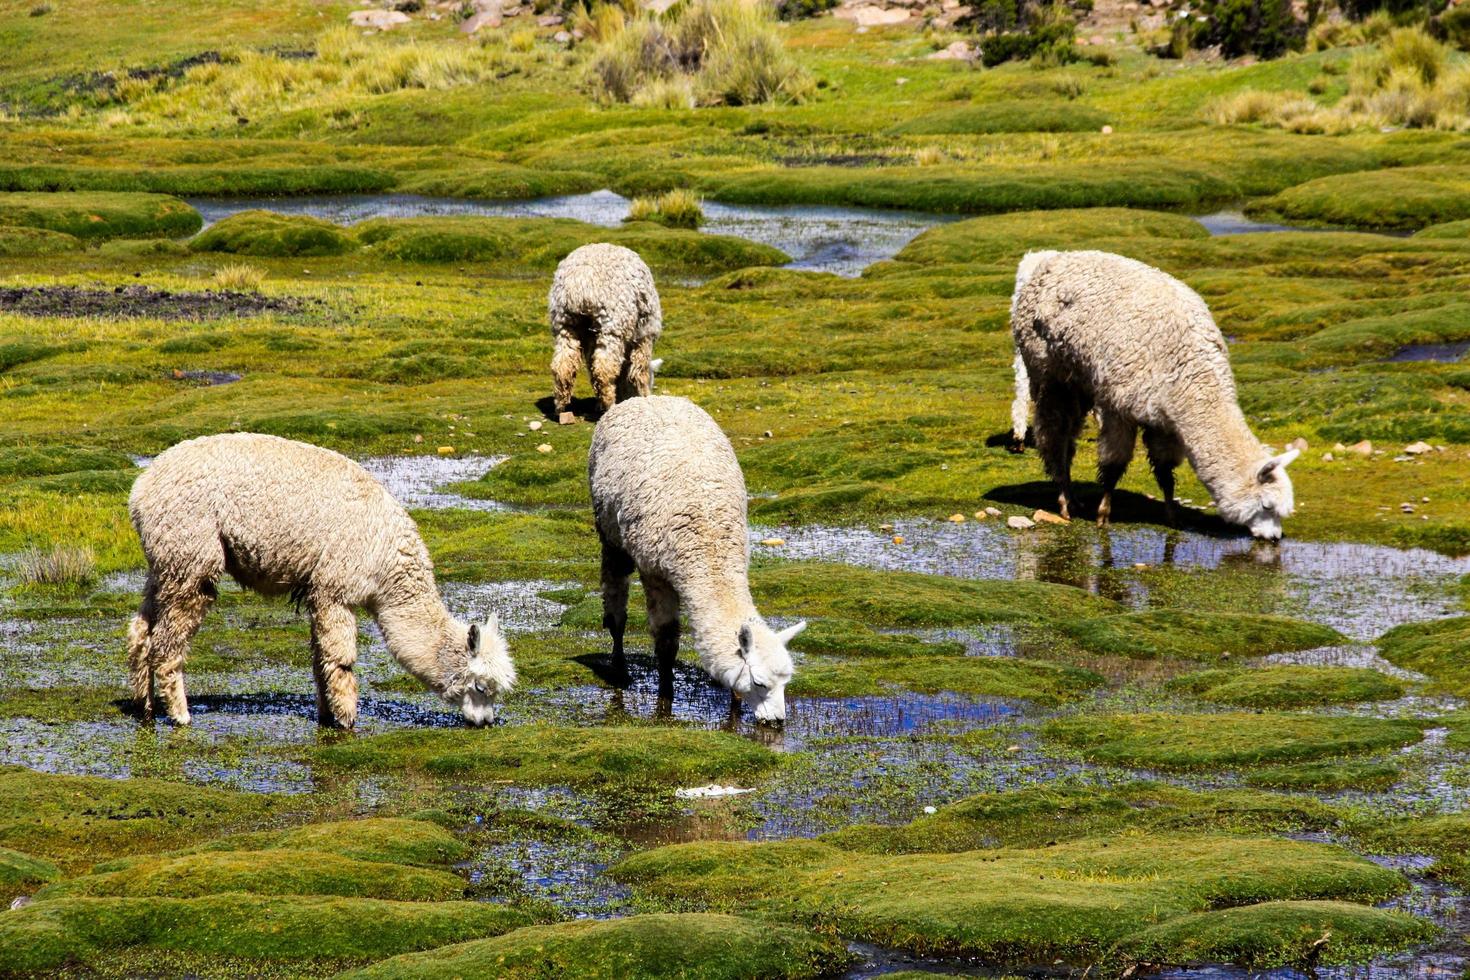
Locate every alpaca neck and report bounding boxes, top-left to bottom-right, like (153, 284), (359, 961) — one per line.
(375, 592), (459, 691)
(1177, 397), (1266, 506)
(686, 585), (757, 669)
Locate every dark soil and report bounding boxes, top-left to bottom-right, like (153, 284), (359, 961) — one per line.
(0, 285), (311, 320)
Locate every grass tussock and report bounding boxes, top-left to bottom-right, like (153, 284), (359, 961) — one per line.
(15, 543), (96, 588)
(212, 263), (265, 291)
(625, 188), (704, 228)
(587, 0), (813, 106)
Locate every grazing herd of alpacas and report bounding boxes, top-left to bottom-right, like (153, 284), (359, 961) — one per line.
(124, 242), (1298, 729)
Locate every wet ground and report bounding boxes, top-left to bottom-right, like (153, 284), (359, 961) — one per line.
(1387, 342), (1470, 364)
(3, 453), (1468, 976)
(185, 193), (1357, 279)
(0, 284), (311, 319)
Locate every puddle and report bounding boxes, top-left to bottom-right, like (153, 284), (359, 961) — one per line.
(187, 190), (954, 278)
(1193, 210), (1410, 237)
(357, 454), (506, 512)
(1387, 342), (1470, 363)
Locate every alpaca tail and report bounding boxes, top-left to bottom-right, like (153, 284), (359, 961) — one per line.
(126, 612), (155, 720)
(1008, 352), (1031, 454)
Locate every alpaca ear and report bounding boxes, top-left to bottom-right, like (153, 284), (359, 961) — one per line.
(1258, 448), (1300, 483)
(776, 622), (807, 645)
(467, 624), (480, 652)
(737, 623), (752, 659)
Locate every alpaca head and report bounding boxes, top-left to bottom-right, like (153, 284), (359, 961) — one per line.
(726, 619), (804, 724)
(1223, 448), (1298, 541)
(449, 614), (516, 726)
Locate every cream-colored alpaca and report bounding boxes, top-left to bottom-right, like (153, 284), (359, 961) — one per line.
(126, 433), (516, 728)
(548, 243), (662, 424)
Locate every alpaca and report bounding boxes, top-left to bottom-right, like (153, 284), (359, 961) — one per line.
(1009, 250), (1299, 540)
(126, 433), (516, 728)
(588, 396), (804, 722)
(548, 243), (663, 424)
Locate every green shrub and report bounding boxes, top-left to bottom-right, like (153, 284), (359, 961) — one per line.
(0, 192), (201, 239)
(189, 210), (357, 257)
(1189, 0), (1305, 59)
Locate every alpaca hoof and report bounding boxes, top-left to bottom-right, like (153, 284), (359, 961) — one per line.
(1096, 514), (1110, 528)
(1006, 438), (1025, 455)
(558, 411), (576, 425)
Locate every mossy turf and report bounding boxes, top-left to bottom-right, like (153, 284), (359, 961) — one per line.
(1252, 166), (1470, 231)
(0, 846), (60, 897)
(1360, 814), (1470, 888)
(0, 192), (201, 239)
(1377, 616), (1470, 697)
(337, 913), (855, 980)
(614, 834), (1411, 967)
(0, 894), (544, 972)
(1120, 900), (1434, 970)
(791, 653), (1103, 702)
(315, 724), (780, 790)
(0, 225), (80, 256)
(1041, 713), (1425, 770)
(824, 782), (1342, 854)
(790, 618), (965, 658)
(1061, 611), (1344, 663)
(1166, 666), (1405, 708)
(1244, 760), (1402, 793)
(190, 210), (359, 257)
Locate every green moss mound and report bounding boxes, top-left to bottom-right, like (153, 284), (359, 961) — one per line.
(791, 618), (965, 657)
(0, 226), (80, 256)
(0, 445), (134, 477)
(1062, 610), (1344, 663)
(0, 846), (59, 888)
(0, 191), (202, 239)
(338, 913), (854, 979)
(1121, 900), (1434, 969)
(792, 653), (1103, 703)
(1244, 760), (1401, 792)
(891, 206), (1209, 268)
(1042, 712), (1424, 770)
(1378, 616), (1470, 697)
(1413, 217), (1470, 239)
(825, 782), (1341, 854)
(1358, 813), (1470, 887)
(37, 849), (466, 902)
(190, 210), (358, 257)
(0, 767), (283, 867)
(0, 894), (541, 972)
(1254, 166), (1470, 231)
(1166, 666), (1405, 708)
(354, 216), (787, 276)
(614, 834), (1410, 966)
(316, 724), (779, 789)
(890, 101), (1110, 135)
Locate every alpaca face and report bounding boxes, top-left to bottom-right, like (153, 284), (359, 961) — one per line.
(1225, 449), (1298, 541)
(457, 616), (517, 726)
(731, 620), (804, 724)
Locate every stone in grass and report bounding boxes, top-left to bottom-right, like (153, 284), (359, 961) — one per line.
(1061, 609), (1344, 663)
(1120, 900), (1433, 970)
(1165, 665), (1405, 709)
(0, 894), (542, 973)
(1042, 712), (1424, 770)
(613, 834), (1413, 969)
(34, 848), (466, 902)
(336, 913), (855, 979)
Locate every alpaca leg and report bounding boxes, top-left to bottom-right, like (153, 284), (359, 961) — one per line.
(1095, 410), (1138, 528)
(1008, 353), (1031, 453)
(149, 580), (215, 726)
(599, 533), (635, 686)
(126, 571), (160, 719)
(310, 601), (360, 729)
(618, 336), (655, 402)
(1143, 427), (1187, 527)
(551, 328), (582, 424)
(590, 334), (629, 413)
(643, 575), (681, 704)
(1034, 382), (1088, 520)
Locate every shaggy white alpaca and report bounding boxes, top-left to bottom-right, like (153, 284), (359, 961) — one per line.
(588, 396), (804, 722)
(1009, 249), (1299, 539)
(126, 433), (516, 728)
(548, 243), (663, 424)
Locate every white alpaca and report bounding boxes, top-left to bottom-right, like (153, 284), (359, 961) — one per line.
(548, 243), (663, 424)
(1009, 250), (1298, 540)
(588, 396), (804, 722)
(126, 433), (516, 728)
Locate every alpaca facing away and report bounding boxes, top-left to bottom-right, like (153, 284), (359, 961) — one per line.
(126, 433), (515, 728)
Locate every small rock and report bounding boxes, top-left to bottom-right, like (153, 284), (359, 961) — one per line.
(1333, 442), (1347, 452)
(460, 8), (501, 32)
(1401, 503), (1415, 513)
(763, 430), (773, 439)
(9, 896), (31, 911)
(437, 445), (455, 455)
(948, 513), (966, 523)
(923, 805), (937, 814)
(553, 29), (572, 43)
(892, 535), (905, 545)
(760, 537), (786, 547)
(538, 12), (563, 24)
(927, 40), (978, 61)
(528, 419), (542, 431)
(536, 443), (553, 454)
(1032, 509), (1068, 525)
(1422, 496), (1430, 503)
(413, 434), (424, 444)
(1288, 436), (1309, 452)
(985, 506), (1002, 517)
(349, 8), (411, 28)
(879, 523), (894, 532)
(1322, 452), (1334, 462)
(973, 510), (988, 520)
(1005, 744), (1021, 753)
(1405, 440), (1434, 455)
(1393, 455), (1412, 463)
(1133, 562), (1150, 569)
(838, 4), (911, 24)
(558, 411), (576, 425)
(1100, 124), (1114, 134)
(1349, 439), (1373, 456)
(1007, 515), (1036, 530)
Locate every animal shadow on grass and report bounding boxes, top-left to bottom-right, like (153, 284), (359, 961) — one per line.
(986, 480), (1242, 538)
(535, 395), (605, 424)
